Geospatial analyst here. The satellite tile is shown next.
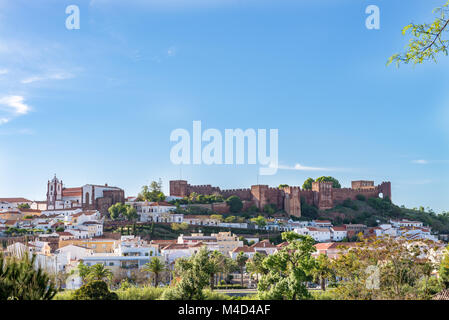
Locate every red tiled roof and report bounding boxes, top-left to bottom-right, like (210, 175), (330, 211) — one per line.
(332, 226), (347, 231)
(231, 246), (254, 253)
(251, 240), (276, 248)
(0, 198), (32, 203)
(149, 202), (175, 207)
(62, 188), (82, 197)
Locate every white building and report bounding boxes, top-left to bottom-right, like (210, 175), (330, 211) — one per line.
(331, 226), (347, 241)
(294, 227), (332, 242)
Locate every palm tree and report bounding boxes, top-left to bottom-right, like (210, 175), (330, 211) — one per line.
(246, 252), (266, 283)
(86, 264), (113, 283)
(143, 257), (165, 287)
(312, 254), (334, 291)
(208, 251), (225, 290)
(236, 252), (249, 288)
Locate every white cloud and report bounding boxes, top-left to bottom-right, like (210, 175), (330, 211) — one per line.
(0, 95), (31, 115)
(275, 163), (334, 171)
(0, 69), (8, 75)
(167, 46), (177, 57)
(411, 159), (428, 165)
(21, 72), (74, 84)
(0, 118), (9, 125)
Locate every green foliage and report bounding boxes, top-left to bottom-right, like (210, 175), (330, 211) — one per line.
(108, 203), (138, 221)
(388, 1), (449, 66)
(18, 203), (30, 209)
(250, 215), (267, 228)
(171, 222), (189, 231)
(300, 197), (318, 220)
(116, 286), (165, 300)
(263, 204), (277, 215)
(0, 253), (57, 300)
(356, 194), (366, 201)
(72, 280), (118, 300)
(136, 179), (166, 202)
(143, 257), (166, 287)
(342, 198), (358, 211)
(439, 247), (449, 288)
(278, 184), (289, 189)
(302, 178), (315, 190)
(257, 234), (316, 300)
(226, 196), (243, 213)
(315, 176), (341, 189)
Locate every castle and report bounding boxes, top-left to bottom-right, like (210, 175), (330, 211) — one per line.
(46, 175), (125, 214)
(169, 180), (391, 217)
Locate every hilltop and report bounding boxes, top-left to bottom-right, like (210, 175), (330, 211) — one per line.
(299, 196), (449, 234)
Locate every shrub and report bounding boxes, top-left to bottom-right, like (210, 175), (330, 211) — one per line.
(356, 194), (366, 201)
(72, 280), (118, 300)
(226, 196), (243, 213)
(116, 286), (165, 300)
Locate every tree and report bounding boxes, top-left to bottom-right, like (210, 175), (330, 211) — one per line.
(18, 203), (30, 209)
(210, 214), (223, 222)
(162, 247), (213, 300)
(439, 247), (449, 288)
(302, 178), (315, 190)
(0, 253), (57, 300)
(315, 176), (341, 189)
(137, 179), (166, 202)
(389, 1), (449, 66)
(171, 222), (189, 231)
(312, 254), (334, 291)
(143, 257), (166, 287)
(332, 236), (440, 300)
(236, 252), (249, 288)
(226, 196), (243, 213)
(278, 184), (289, 189)
(108, 203), (127, 221)
(72, 280), (118, 300)
(246, 252), (267, 283)
(257, 232), (316, 300)
(208, 251), (227, 290)
(86, 264), (113, 283)
(251, 215), (267, 229)
(263, 204), (276, 215)
(224, 215), (236, 223)
(124, 206), (138, 222)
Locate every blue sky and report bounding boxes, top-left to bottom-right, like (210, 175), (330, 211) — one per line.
(0, 0), (448, 212)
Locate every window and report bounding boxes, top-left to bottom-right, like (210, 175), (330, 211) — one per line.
(109, 262), (114, 266)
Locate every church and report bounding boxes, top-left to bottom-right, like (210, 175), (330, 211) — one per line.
(46, 175), (125, 215)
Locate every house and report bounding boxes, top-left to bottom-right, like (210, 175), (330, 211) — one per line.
(161, 242), (209, 264)
(183, 215), (220, 226)
(313, 242), (359, 259)
(59, 238), (119, 253)
(229, 246), (256, 259)
(390, 219), (424, 228)
(56, 244), (93, 261)
(0, 198), (32, 209)
(177, 231), (243, 255)
(331, 226), (347, 241)
(294, 227), (332, 242)
(312, 220), (333, 228)
(250, 240), (278, 255)
(127, 201), (180, 223)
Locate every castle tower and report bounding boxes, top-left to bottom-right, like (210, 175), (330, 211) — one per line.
(170, 180), (189, 197)
(312, 181), (333, 210)
(284, 187), (301, 217)
(47, 175), (63, 207)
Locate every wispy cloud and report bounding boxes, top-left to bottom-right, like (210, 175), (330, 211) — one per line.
(274, 163), (343, 172)
(167, 46), (177, 57)
(0, 69), (8, 75)
(411, 159), (428, 165)
(21, 72), (74, 84)
(0, 95), (31, 115)
(0, 118), (9, 125)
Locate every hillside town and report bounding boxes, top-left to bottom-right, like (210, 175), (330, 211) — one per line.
(1, 175), (447, 294)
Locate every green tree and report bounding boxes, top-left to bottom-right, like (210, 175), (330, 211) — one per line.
(0, 253), (57, 300)
(246, 252), (267, 283)
(72, 280), (118, 300)
(210, 214), (223, 222)
(143, 257), (166, 287)
(278, 184), (289, 189)
(312, 254), (334, 291)
(251, 215), (267, 228)
(257, 232), (316, 300)
(137, 179), (166, 202)
(388, 1), (449, 66)
(226, 196), (243, 213)
(224, 215), (236, 223)
(108, 203), (127, 221)
(236, 252), (249, 288)
(86, 264), (113, 283)
(302, 178), (315, 190)
(163, 247), (213, 300)
(315, 176), (341, 188)
(439, 247), (449, 288)
(18, 203), (30, 209)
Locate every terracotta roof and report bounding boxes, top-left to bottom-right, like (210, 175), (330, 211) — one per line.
(149, 202), (175, 207)
(72, 210), (98, 217)
(0, 198), (32, 203)
(57, 232), (74, 236)
(231, 246), (254, 253)
(162, 243), (190, 250)
(276, 241), (289, 248)
(251, 240), (276, 248)
(20, 209), (42, 214)
(62, 188), (82, 197)
(314, 243), (335, 250)
(331, 226), (347, 231)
